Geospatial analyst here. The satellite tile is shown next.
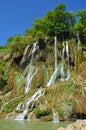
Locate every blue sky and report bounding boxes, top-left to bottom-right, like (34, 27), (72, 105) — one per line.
(0, 0), (86, 45)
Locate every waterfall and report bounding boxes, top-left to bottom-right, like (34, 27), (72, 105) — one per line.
(25, 65), (38, 93)
(52, 108), (59, 123)
(31, 41), (39, 59)
(21, 44), (30, 64)
(28, 111), (33, 121)
(15, 87), (45, 120)
(16, 102), (23, 111)
(45, 36), (48, 43)
(47, 36), (59, 87)
(47, 68), (59, 86)
(77, 33), (80, 50)
(21, 41), (39, 69)
(55, 36), (58, 70)
(65, 41), (70, 81)
(60, 41), (65, 81)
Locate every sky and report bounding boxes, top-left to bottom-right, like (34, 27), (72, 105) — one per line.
(0, 0), (86, 46)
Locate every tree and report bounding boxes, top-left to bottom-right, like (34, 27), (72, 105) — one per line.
(6, 36), (14, 46)
(74, 10), (86, 44)
(54, 3), (66, 11)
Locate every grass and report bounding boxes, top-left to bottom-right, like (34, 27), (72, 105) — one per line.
(3, 97), (22, 113)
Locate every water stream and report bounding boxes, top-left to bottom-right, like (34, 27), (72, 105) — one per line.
(60, 41), (65, 81)
(65, 41), (70, 81)
(21, 44), (30, 64)
(5, 37), (71, 121)
(47, 36), (59, 86)
(77, 33), (80, 50)
(31, 41), (39, 59)
(47, 68), (59, 86)
(25, 65), (38, 93)
(54, 36), (58, 70)
(52, 108), (59, 123)
(15, 87), (45, 120)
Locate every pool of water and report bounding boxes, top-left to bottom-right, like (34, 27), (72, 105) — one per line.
(0, 119), (72, 130)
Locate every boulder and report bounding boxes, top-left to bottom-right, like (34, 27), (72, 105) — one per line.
(57, 120), (86, 130)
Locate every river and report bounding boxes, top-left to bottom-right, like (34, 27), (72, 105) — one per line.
(0, 119), (72, 130)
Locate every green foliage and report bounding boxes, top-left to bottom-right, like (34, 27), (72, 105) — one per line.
(58, 107), (64, 116)
(2, 85), (8, 94)
(58, 98), (74, 119)
(64, 81), (75, 94)
(77, 10), (86, 25)
(0, 60), (6, 74)
(33, 18), (45, 31)
(6, 34), (30, 54)
(6, 36), (14, 46)
(2, 3), (85, 48)
(32, 3), (75, 38)
(0, 46), (10, 54)
(62, 98), (74, 105)
(54, 3), (66, 11)
(23, 35), (33, 44)
(74, 10), (86, 44)
(13, 71), (20, 84)
(2, 72), (9, 81)
(4, 98), (22, 113)
(0, 79), (6, 90)
(34, 107), (50, 118)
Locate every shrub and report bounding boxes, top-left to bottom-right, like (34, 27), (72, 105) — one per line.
(34, 107), (50, 118)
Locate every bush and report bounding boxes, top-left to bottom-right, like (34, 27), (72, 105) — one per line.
(34, 107), (50, 118)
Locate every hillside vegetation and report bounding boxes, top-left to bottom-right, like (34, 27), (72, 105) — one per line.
(0, 3), (86, 121)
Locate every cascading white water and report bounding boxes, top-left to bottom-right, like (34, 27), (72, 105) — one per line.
(60, 41), (65, 81)
(28, 111), (33, 121)
(31, 41), (39, 59)
(65, 41), (70, 81)
(25, 65), (38, 93)
(52, 108), (59, 123)
(15, 43), (40, 120)
(55, 36), (58, 70)
(47, 68), (59, 86)
(45, 36), (48, 43)
(47, 36), (59, 87)
(16, 102), (23, 111)
(77, 33), (80, 50)
(4, 36), (72, 122)
(21, 44), (30, 64)
(15, 87), (45, 120)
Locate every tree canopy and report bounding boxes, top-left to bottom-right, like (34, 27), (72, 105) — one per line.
(4, 3), (86, 48)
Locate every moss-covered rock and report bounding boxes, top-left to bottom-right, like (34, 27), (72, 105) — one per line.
(34, 107), (51, 118)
